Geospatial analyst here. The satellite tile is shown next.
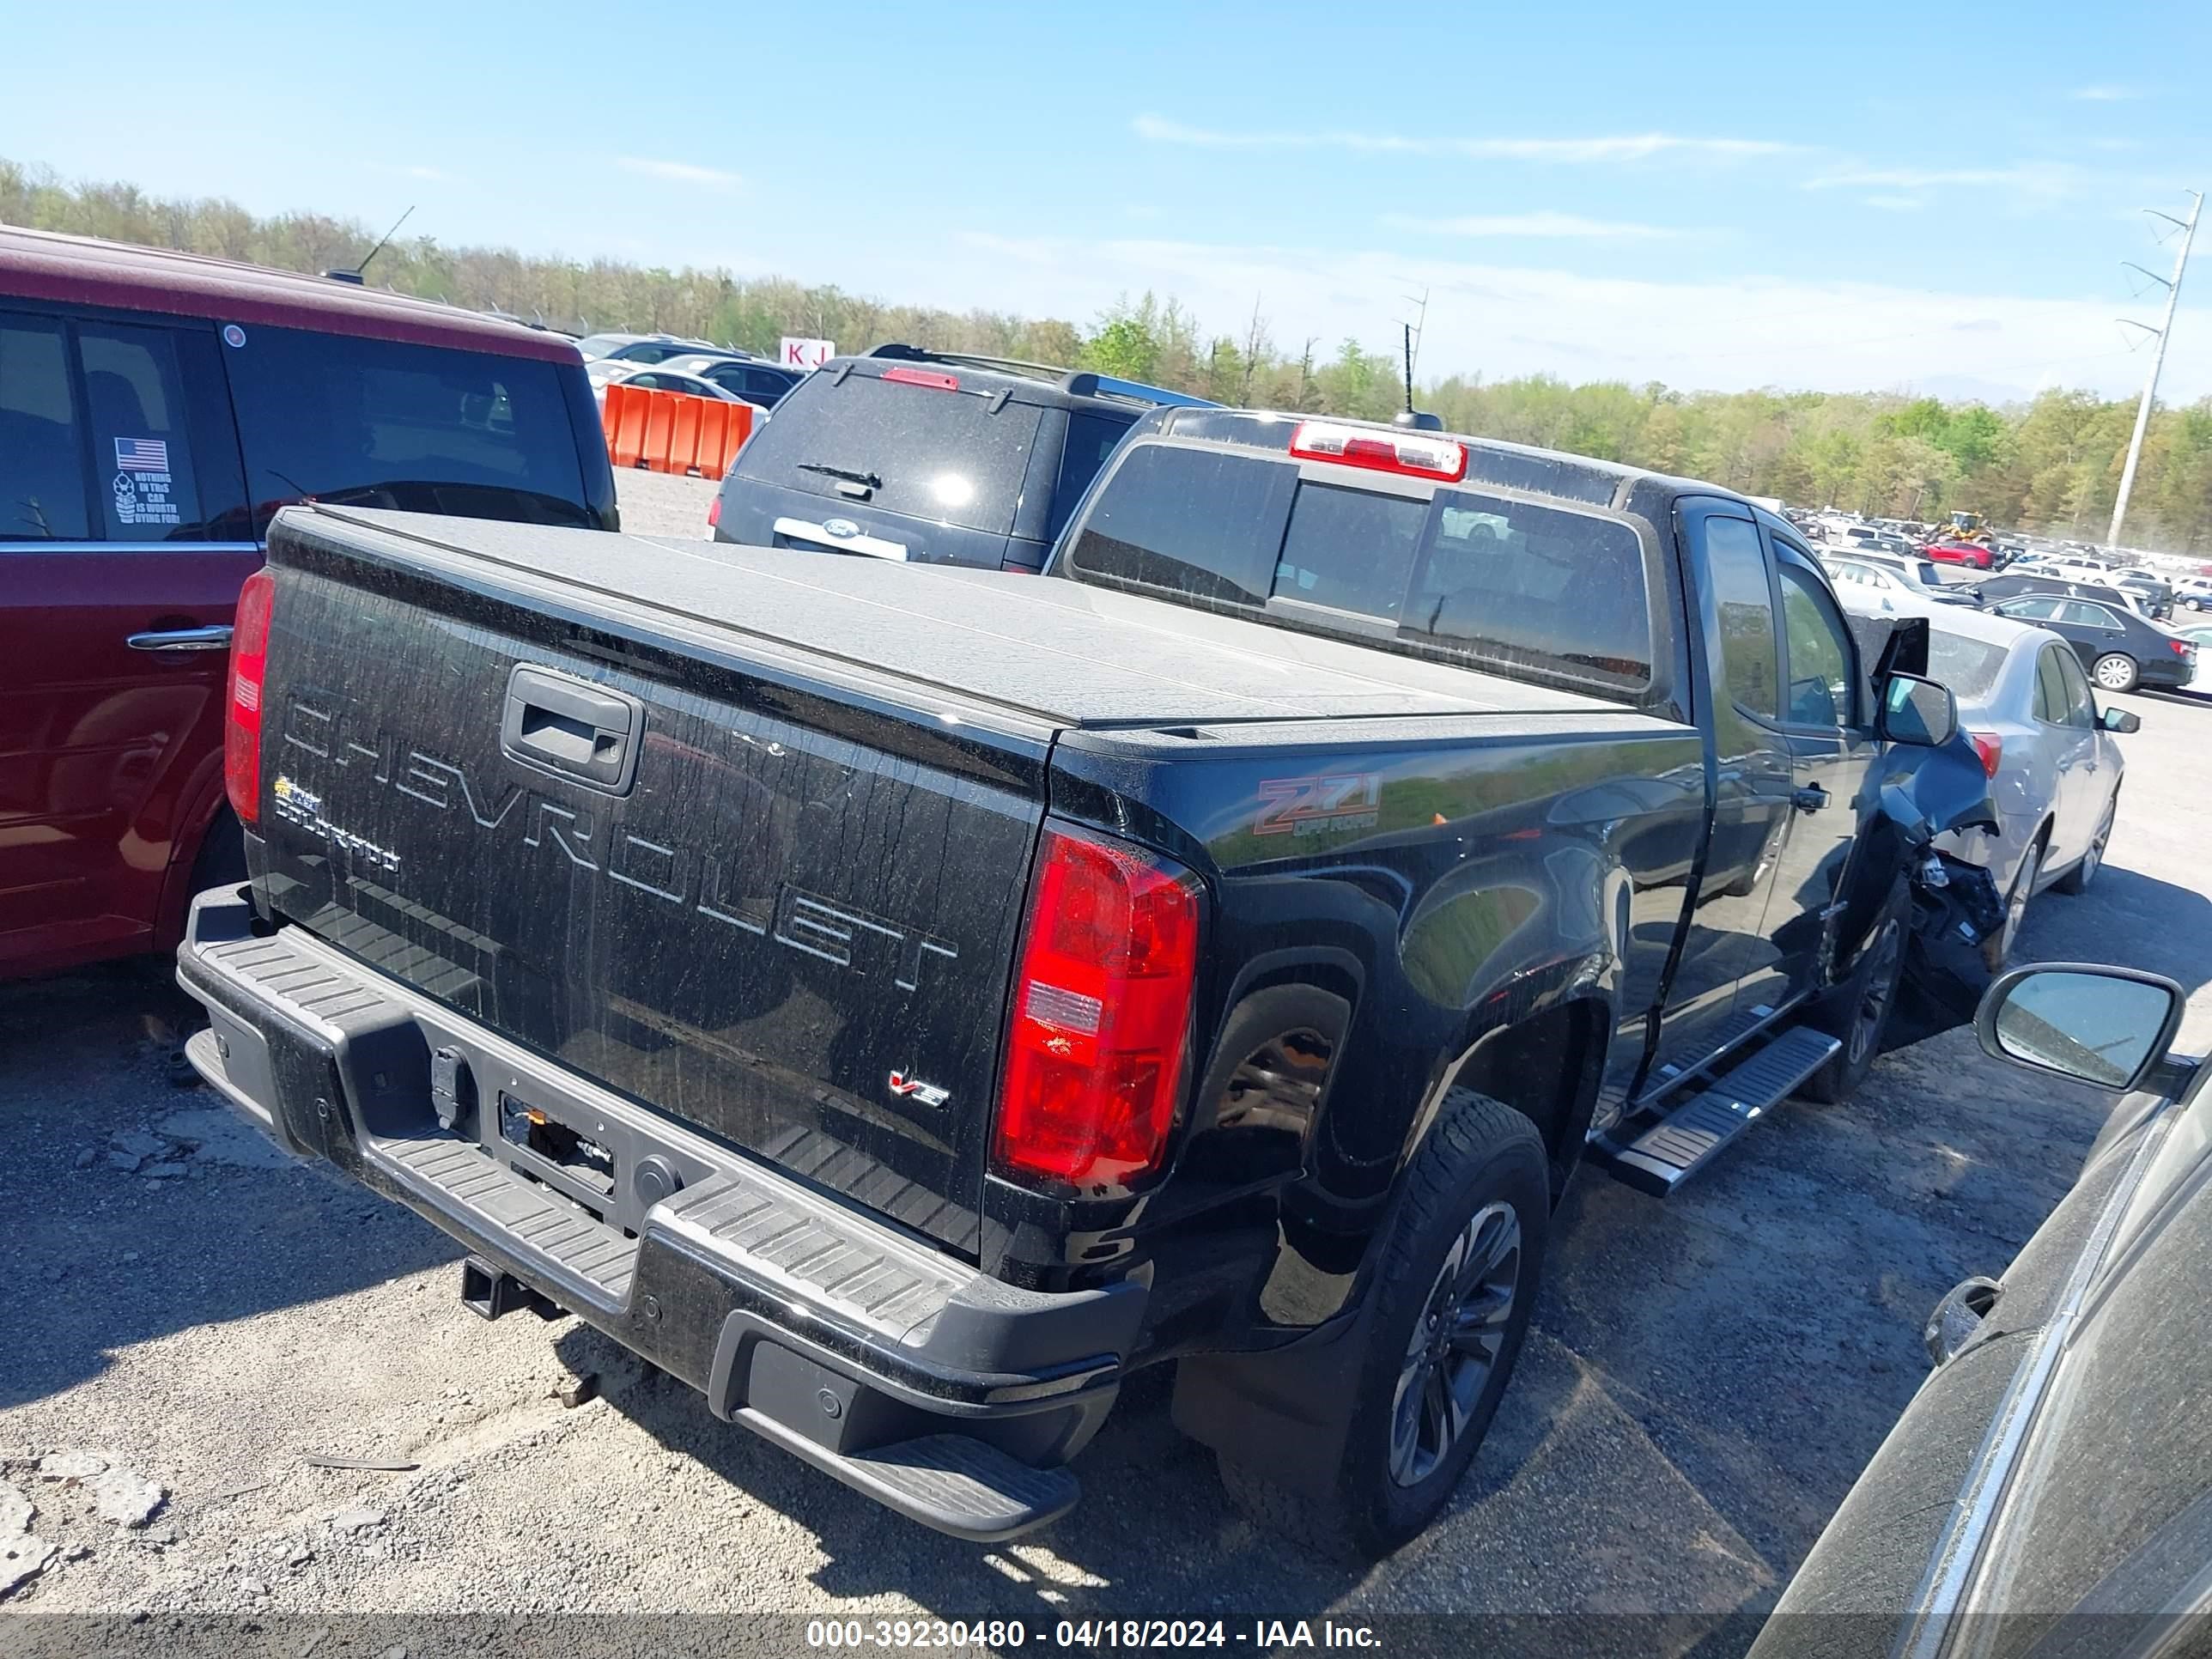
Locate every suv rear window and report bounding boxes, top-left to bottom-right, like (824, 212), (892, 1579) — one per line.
(225, 326), (592, 534)
(733, 370), (1044, 536)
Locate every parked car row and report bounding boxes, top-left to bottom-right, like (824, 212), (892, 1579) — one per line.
(579, 331), (804, 410)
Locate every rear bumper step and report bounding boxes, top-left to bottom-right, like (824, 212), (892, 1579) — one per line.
(176, 884), (1139, 1542)
(1594, 1025), (1841, 1196)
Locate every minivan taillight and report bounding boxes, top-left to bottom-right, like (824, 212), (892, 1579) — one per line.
(994, 825), (1201, 1189)
(224, 569), (276, 826)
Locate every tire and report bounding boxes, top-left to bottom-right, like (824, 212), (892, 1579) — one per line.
(1981, 835), (2044, 974)
(1799, 879), (1911, 1105)
(2055, 791), (2116, 896)
(189, 805), (248, 893)
(1216, 1091), (1548, 1560)
(2092, 653), (2140, 694)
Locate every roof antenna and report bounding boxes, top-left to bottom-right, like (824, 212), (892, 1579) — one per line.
(1392, 315), (1442, 431)
(325, 205), (414, 286)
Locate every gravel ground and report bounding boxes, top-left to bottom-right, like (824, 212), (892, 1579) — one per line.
(614, 467), (719, 538)
(3, 507), (2207, 1649)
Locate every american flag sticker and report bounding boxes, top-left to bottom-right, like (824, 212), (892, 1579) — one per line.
(114, 437), (170, 472)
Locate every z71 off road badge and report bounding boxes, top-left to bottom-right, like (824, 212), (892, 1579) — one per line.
(887, 1072), (951, 1108)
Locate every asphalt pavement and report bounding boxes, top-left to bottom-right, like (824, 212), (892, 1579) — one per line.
(3, 476), (2206, 1651)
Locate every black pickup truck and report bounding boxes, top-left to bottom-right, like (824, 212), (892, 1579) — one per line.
(177, 410), (1990, 1559)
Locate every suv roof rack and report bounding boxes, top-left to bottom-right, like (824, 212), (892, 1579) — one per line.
(866, 343), (1217, 410)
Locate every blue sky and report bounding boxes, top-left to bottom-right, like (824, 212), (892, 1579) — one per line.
(6, 0), (2209, 400)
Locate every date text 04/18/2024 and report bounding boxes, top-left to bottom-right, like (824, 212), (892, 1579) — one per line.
(803, 1620), (1383, 1649)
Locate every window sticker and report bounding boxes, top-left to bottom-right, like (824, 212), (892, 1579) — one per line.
(112, 436), (180, 528)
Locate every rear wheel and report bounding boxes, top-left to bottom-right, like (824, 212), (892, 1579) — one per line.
(2056, 793), (2116, 895)
(1215, 1091), (1547, 1559)
(1800, 880), (1910, 1105)
(1982, 836), (2044, 973)
(2092, 653), (2140, 693)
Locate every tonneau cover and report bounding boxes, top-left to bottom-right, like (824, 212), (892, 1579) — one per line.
(301, 507), (1624, 728)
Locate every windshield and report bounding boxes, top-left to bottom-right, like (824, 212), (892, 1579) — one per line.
(732, 370), (1043, 535)
(573, 334), (634, 360)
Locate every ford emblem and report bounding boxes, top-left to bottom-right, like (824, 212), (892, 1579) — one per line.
(822, 518), (860, 540)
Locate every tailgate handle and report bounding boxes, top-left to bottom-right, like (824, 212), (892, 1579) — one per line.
(501, 665), (644, 795)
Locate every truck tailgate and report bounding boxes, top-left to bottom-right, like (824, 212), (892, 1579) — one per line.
(250, 509), (1053, 1257)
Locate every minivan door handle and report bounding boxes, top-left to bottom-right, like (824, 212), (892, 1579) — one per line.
(127, 625), (233, 652)
(501, 665), (644, 795)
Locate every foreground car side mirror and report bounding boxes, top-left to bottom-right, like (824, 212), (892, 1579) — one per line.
(1977, 964), (2186, 1093)
(1877, 672), (1958, 747)
(2103, 707), (2142, 734)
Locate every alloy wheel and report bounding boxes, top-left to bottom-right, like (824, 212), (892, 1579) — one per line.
(1389, 1202), (1522, 1488)
(2079, 808), (2111, 889)
(2094, 654), (2137, 692)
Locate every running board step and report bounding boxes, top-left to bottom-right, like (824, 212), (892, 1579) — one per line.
(728, 1415), (1080, 1542)
(1596, 1026), (1841, 1196)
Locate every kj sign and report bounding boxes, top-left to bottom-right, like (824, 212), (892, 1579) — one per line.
(780, 337), (836, 371)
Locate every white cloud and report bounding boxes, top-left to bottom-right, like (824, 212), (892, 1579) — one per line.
(912, 230), (2210, 401)
(1131, 112), (1796, 162)
(1806, 161), (2092, 202)
(367, 162), (457, 184)
(2069, 83), (2142, 101)
(1382, 210), (1682, 239)
(615, 156), (741, 191)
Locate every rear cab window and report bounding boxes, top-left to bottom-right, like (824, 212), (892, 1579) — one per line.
(226, 327), (592, 534)
(732, 368), (1043, 535)
(1063, 437), (1659, 703)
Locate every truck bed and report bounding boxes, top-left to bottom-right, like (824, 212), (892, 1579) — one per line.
(303, 508), (1624, 729)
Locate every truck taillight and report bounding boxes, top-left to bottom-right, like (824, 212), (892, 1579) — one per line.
(707, 493), (722, 528)
(994, 825), (1200, 1190)
(224, 569), (276, 826)
(1968, 730), (2003, 778)
(1289, 420), (1467, 483)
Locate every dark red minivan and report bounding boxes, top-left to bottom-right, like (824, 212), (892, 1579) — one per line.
(0, 229), (617, 979)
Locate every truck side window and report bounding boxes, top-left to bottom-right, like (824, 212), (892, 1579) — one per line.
(1778, 564), (1856, 727)
(1064, 442), (1288, 606)
(1047, 412), (1133, 543)
(0, 312), (92, 541)
(1702, 516), (1778, 719)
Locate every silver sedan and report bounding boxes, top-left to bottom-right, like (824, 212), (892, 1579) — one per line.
(1927, 607), (2138, 969)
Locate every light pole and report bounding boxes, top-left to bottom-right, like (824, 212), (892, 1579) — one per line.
(2108, 191), (2201, 552)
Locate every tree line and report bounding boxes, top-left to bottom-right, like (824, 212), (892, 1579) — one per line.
(7, 158), (2209, 553)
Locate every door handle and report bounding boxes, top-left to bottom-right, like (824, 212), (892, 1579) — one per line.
(1791, 785), (1829, 813)
(501, 665), (643, 795)
(127, 626), (233, 652)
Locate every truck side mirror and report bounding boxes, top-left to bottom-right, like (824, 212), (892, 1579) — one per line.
(2103, 707), (2142, 734)
(1877, 673), (1958, 747)
(1977, 965), (2185, 1093)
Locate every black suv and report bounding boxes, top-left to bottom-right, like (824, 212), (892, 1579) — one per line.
(709, 345), (1213, 571)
